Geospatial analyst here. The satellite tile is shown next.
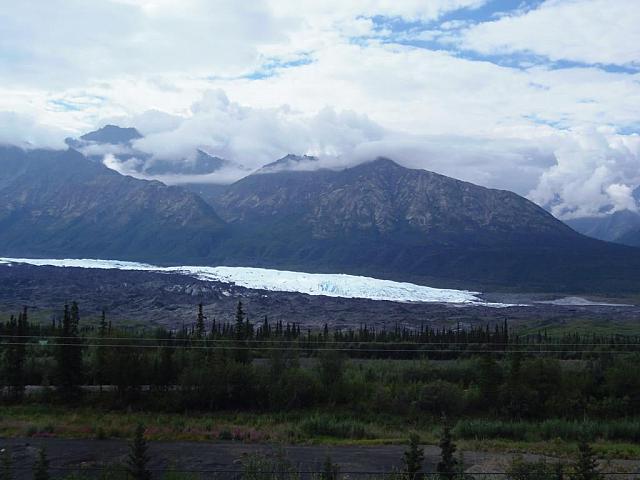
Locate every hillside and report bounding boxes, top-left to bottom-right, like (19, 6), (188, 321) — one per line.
(0, 146), (226, 261)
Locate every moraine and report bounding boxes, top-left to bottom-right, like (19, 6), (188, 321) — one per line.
(0, 257), (517, 307)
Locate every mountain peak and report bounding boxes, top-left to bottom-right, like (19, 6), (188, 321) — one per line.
(360, 157), (404, 170)
(258, 154), (319, 173)
(80, 124), (143, 145)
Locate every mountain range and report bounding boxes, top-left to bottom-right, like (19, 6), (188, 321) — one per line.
(66, 125), (237, 177)
(3, 140), (640, 293)
(566, 210), (640, 247)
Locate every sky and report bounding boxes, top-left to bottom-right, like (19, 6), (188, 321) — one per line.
(1, 0), (639, 219)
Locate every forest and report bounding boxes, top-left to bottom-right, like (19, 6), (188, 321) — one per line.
(1, 302), (640, 478)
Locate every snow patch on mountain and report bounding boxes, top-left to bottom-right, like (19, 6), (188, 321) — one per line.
(0, 257), (518, 307)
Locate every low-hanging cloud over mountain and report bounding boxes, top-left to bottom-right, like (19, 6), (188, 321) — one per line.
(1, 0), (639, 219)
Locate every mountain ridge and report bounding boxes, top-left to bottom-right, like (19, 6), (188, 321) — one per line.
(2, 145), (640, 292)
(0, 146), (226, 261)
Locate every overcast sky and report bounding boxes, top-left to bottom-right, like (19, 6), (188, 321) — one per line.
(1, 0), (639, 219)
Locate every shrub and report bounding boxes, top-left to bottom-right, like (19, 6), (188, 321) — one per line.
(418, 380), (466, 416)
(453, 420), (528, 441)
(507, 456), (564, 480)
(299, 414), (371, 439)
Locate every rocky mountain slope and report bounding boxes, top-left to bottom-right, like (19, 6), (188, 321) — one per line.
(210, 157), (640, 291)
(215, 157), (574, 244)
(0, 146), (225, 260)
(3, 147), (640, 292)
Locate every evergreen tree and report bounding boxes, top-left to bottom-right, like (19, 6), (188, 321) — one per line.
(477, 354), (501, 410)
(56, 302), (83, 399)
(155, 328), (175, 390)
(33, 448), (49, 480)
(233, 301), (250, 364)
(571, 441), (603, 480)
(3, 308), (28, 400)
(403, 433), (424, 480)
(127, 424), (151, 480)
(195, 303), (206, 339)
(94, 309), (108, 392)
(321, 455), (339, 480)
(437, 416), (458, 480)
(1, 448), (12, 480)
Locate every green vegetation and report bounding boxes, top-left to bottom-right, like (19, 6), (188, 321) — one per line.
(33, 448), (49, 480)
(403, 433), (424, 479)
(127, 424), (151, 480)
(2, 301), (640, 473)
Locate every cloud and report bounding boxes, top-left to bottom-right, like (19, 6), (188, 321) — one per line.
(459, 0), (640, 66)
(127, 90), (385, 173)
(0, 1), (287, 90)
(0, 112), (69, 149)
(528, 128), (640, 218)
(1, 0), (640, 220)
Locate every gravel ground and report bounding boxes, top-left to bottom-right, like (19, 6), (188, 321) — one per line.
(1, 438), (639, 479)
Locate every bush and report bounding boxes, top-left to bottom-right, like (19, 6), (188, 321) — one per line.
(418, 380), (466, 416)
(299, 414), (371, 439)
(507, 456), (564, 480)
(242, 451), (299, 480)
(453, 420), (529, 441)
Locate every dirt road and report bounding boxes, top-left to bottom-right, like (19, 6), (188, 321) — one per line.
(2, 437), (638, 479)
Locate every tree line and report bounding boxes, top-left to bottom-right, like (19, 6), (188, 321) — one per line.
(1, 303), (640, 421)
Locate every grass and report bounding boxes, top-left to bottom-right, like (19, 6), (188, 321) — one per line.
(454, 418), (640, 443)
(3, 405), (640, 458)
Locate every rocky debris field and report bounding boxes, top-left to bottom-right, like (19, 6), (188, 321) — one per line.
(1, 263), (639, 331)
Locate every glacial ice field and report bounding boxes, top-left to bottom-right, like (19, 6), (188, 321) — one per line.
(0, 257), (517, 307)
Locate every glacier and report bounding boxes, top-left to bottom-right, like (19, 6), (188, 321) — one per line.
(0, 257), (517, 307)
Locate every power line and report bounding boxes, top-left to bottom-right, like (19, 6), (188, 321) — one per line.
(1, 334), (639, 347)
(1, 341), (638, 354)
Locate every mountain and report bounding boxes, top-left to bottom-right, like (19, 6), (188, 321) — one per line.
(79, 124), (143, 144)
(210, 157), (640, 292)
(143, 149), (231, 176)
(566, 210), (640, 247)
(68, 126), (238, 177)
(257, 154), (319, 173)
(3, 147), (640, 292)
(0, 146), (225, 261)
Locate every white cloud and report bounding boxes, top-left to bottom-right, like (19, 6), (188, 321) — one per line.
(126, 90), (385, 173)
(459, 0), (640, 66)
(1, 0), (640, 221)
(0, 112), (69, 149)
(528, 128), (640, 218)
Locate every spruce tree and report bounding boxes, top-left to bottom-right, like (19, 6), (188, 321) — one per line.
(571, 441), (603, 480)
(1, 448), (12, 480)
(233, 301), (250, 363)
(437, 416), (458, 480)
(478, 354), (501, 410)
(321, 455), (339, 480)
(156, 329), (175, 390)
(3, 308), (27, 400)
(195, 303), (206, 339)
(33, 448), (49, 480)
(56, 302), (83, 399)
(127, 424), (151, 480)
(95, 309), (108, 392)
(403, 433), (424, 480)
